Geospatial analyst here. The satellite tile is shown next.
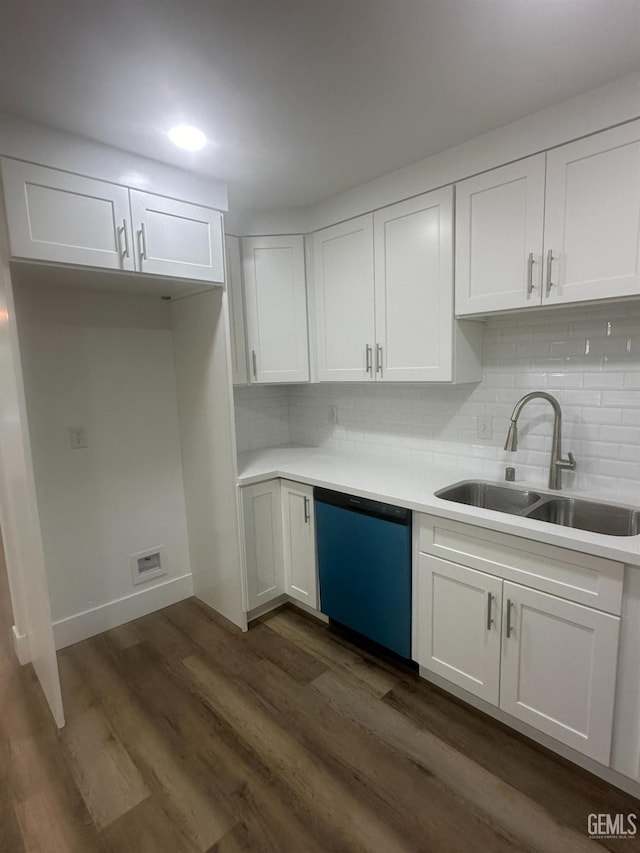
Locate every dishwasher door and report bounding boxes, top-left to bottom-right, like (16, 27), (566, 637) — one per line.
(315, 488), (412, 659)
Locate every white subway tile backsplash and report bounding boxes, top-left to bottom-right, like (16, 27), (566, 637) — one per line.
(234, 302), (640, 500)
(599, 425), (638, 444)
(579, 407), (623, 425)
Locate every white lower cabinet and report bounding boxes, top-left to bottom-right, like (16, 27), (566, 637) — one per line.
(242, 479), (318, 614)
(281, 480), (317, 609)
(416, 515), (622, 765)
(500, 582), (620, 764)
(417, 555), (502, 704)
(242, 480), (284, 611)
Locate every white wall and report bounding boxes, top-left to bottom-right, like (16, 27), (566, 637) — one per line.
(13, 275), (192, 641)
(0, 113), (228, 213)
(235, 301), (640, 502)
(229, 72), (640, 235)
(0, 222), (63, 725)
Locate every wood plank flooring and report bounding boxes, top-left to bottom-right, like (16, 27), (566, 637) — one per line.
(1, 547), (639, 850)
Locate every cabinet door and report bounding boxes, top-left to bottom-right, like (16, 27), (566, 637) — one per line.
(455, 155), (545, 316)
(281, 480), (317, 609)
(416, 554), (503, 705)
(543, 121), (640, 305)
(500, 582), (620, 764)
(1, 159), (134, 271)
(242, 481), (284, 612)
(129, 189), (223, 283)
(313, 215), (375, 381)
(224, 235), (248, 385)
(374, 188), (455, 381)
(242, 236), (309, 383)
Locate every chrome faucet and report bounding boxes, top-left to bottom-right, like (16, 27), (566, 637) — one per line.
(504, 392), (576, 490)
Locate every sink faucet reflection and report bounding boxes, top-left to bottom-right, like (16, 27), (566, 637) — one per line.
(504, 392), (576, 490)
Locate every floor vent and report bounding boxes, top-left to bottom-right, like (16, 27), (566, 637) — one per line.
(131, 546), (167, 585)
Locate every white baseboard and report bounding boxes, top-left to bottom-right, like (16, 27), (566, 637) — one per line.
(12, 624), (30, 664)
(246, 593), (289, 624)
(246, 594), (329, 626)
(53, 574), (194, 650)
(289, 599), (329, 623)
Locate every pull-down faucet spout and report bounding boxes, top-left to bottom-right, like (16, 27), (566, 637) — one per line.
(504, 392), (576, 490)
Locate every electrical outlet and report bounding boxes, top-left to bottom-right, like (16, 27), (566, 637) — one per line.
(329, 405), (338, 425)
(476, 415), (492, 440)
(69, 426), (88, 449)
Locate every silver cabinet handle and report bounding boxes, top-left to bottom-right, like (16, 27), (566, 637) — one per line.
(526, 252), (535, 295)
(486, 592), (493, 631)
(251, 350), (257, 379)
(545, 248), (554, 296)
(376, 343), (383, 375)
(118, 219), (130, 261)
(365, 344), (372, 375)
(138, 222), (148, 262)
(303, 496), (310, 523)
(505, 598), (514, 638)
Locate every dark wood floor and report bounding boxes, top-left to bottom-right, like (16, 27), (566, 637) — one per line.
(1, 547), (639, 851)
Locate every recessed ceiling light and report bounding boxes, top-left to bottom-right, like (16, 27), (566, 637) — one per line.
(168, 124), (207, 151)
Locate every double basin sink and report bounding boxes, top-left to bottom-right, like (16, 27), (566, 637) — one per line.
(435, 481), (640, 537)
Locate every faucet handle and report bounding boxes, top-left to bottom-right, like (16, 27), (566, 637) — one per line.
(557, 452), (577, 471)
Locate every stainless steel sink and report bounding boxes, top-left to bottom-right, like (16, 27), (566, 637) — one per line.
(435, 481), (542, 515)
(436, 479), (640, 537)
(526, 497), (640, 537)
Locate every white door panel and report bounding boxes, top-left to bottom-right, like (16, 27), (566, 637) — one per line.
(1, 159), (134, 271)
(500, 582), (619, 764)
(242, 481), (283, 612)
(375, 188), (454, 381)
(416, 554), (502, 705)
(129, 190), (223, 283)
(242, 236), (309, 383)
(455, 155), (545, 315)
(544, 121), (640, 304)
(313, 215), (375, 381)
(281, 480), (317, 609)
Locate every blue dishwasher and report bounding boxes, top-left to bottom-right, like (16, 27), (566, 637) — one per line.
(314, 487), (412, 659)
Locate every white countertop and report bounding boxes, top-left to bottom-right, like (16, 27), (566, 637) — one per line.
(237, 446), (640, 566)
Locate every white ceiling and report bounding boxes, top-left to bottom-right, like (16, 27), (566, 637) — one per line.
(1, 1), (639, 212)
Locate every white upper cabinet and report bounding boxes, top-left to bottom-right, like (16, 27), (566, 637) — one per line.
(455, 155), (546, 316)
(314, 202), (480, 383)
(456, 120), (640, 316)
(1, 159), (135, 272)
(129, 189), (223, 283)
(375, 188), (458, 381)
(543, 121), (640, 305)
(224, 235), (249, 385)
(242, 235), (309, 384)
(1, 158), (224, 284)
(313, 215), (376, 382)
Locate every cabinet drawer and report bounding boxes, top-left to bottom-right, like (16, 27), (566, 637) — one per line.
(418, 514), (623, 615)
